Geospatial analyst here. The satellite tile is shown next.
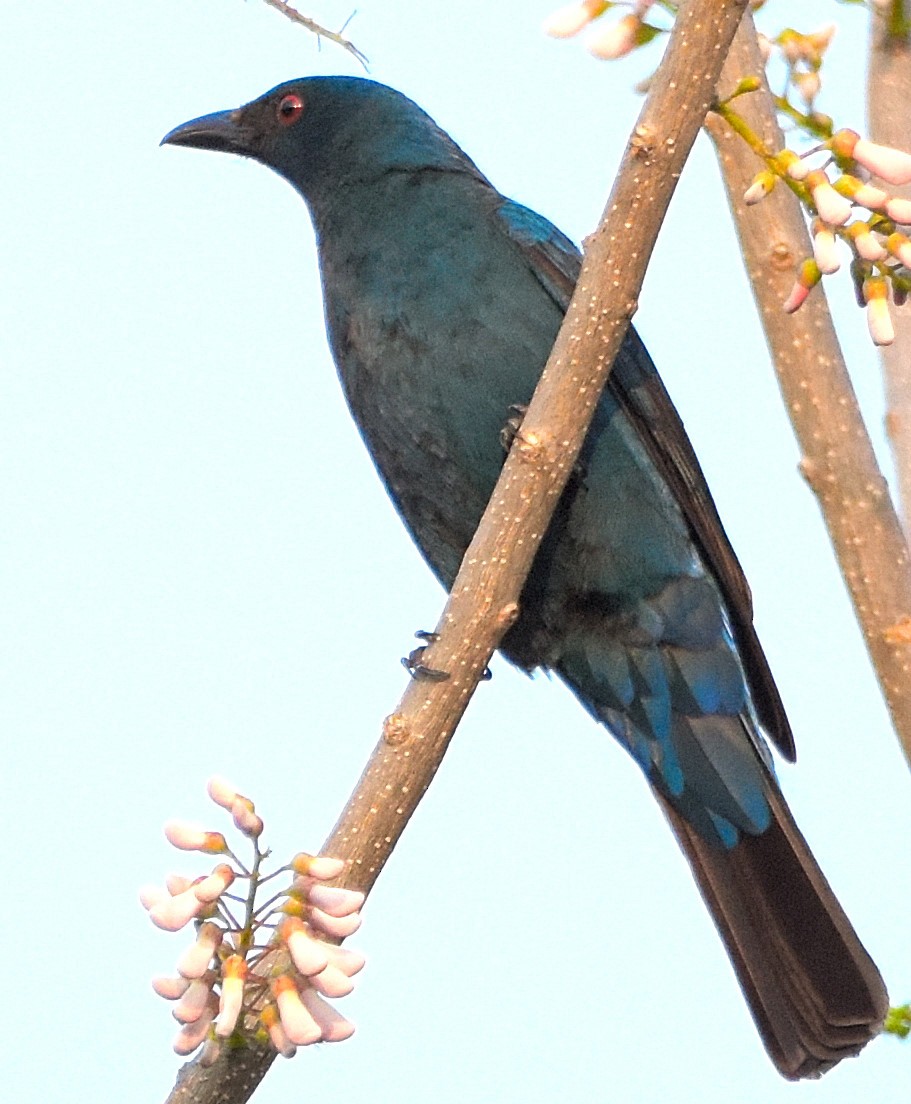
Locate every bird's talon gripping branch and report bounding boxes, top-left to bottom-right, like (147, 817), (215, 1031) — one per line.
(402, 647), (450, 682)
(500, 402), (530, 452)
(402, 629), (449, 680)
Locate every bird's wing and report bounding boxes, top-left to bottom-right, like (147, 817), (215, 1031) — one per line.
(496, 198), (794, 760)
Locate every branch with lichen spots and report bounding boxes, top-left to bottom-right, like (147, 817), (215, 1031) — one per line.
(867, 0), (911, 532)
(705, 12), (911, 774)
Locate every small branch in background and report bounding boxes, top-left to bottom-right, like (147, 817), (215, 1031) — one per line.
(259, 0), (368, 67)
(163, 1), (750, 1101)
(705, 13), (911, 770)
(867, 1), (911, 532)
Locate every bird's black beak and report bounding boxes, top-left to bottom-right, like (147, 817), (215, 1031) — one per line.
(160, 109), (253, 155)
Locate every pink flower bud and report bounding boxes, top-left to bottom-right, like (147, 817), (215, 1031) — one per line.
(165, 873), (194, 896)
(834, 174), (888, 210)
(273, 976), (322, 1046)
(887, 232), (911, 267)
(214, 955), (247, 1037)
(164, 820), (227, 854)
(793, 71), (820, 106)
(309, 964), (355, 999)
(886, 196), (911, 225)
(173, 997), (217, 1055)
(779, 150), (810, 182)
(325, 944), (366, 977)
(853, 137), (911, 186)
(173, 975), (215, 1024)
(864, 278), (894, 346)
(152, 975), (190, 1000)
(849, 223), (889, 262)
(279, 917), (330, 977)
(307, 884), (365, 918)
(743, 171), (776, 206)
(542, 0), (607, 38)
(586, 14), (639, 60)
(194, 863), (236, 905)
(206, 775), (240, 811)
(177, 922), (223, 979)
(261, 1004), (297, 1059)
(301, 988), (356, 1042)
(853, 183), (889, 210)
(149, 886), (207, 931)
(812, 223), (840, 274)
(807, 170), (852, 226)
(292, 854), (346, 880)
(308, 907), (362, 940)
(139, 884), (168, 911)
(231, 797), (263, 838)
(782, 259), (822, 314)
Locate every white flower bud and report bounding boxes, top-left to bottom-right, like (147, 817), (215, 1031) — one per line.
(149, 886), (206, 931)
(301, 988), (356, 1042)
(308, 907), (362, 940)
(308, 964), (355, 999)
(152, 975), (190, 1000)
(164, 819), (226, 854)
(206, 775), (240, 811)
(173, 976), (215, 1024)
(273, 977), (322, 1046)
(586, 14), (639, 60)
(853, 138), (911, 187)
(306, 884), (365, 918)
(808, 172), (852, 226)
(812, 225), (841, 274)
(177, 921), (223, 979)
(173, 997), (216, 1055)
(214, 956), (247, 1037)
(193, 863), (236, 905)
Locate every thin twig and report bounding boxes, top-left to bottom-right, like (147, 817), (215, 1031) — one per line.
(259, 0), (368, 67)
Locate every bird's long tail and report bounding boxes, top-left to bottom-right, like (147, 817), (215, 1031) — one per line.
(655, 785), (888, 1079)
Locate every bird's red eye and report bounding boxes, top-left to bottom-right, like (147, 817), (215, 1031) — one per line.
(277, 93), (305, 126)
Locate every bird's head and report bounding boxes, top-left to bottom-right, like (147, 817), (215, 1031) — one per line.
(161, 77), (483, 204)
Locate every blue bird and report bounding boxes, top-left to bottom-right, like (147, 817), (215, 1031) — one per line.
(163, 78), (887, 1077)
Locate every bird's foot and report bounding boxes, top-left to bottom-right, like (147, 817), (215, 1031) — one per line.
(401, 631), (493, 682)
(499, 403), (529, 453)
(402, 631), (449, 681)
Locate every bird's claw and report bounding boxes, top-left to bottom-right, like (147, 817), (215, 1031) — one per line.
(499, 403), (529, 453)
(402, 648), (450, 681)
(402, 629), (492, 682)
(403, 630), (449, 681)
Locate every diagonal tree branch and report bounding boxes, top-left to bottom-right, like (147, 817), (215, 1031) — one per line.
(705, 14), (911, 769)
(867, 1), (911, 532)
(164, 1), (751, 1101)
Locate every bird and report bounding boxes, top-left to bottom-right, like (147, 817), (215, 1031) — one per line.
(162, 77), (888, 1078)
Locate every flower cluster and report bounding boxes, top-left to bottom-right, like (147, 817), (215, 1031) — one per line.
(141, 776), (365, 1065)
(542, 1), (662, 61)
(758, 24), (836, 111)
(743, 130), (911, 345)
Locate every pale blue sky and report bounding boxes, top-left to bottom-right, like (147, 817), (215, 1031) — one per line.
(2, 2), (907, 1101)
